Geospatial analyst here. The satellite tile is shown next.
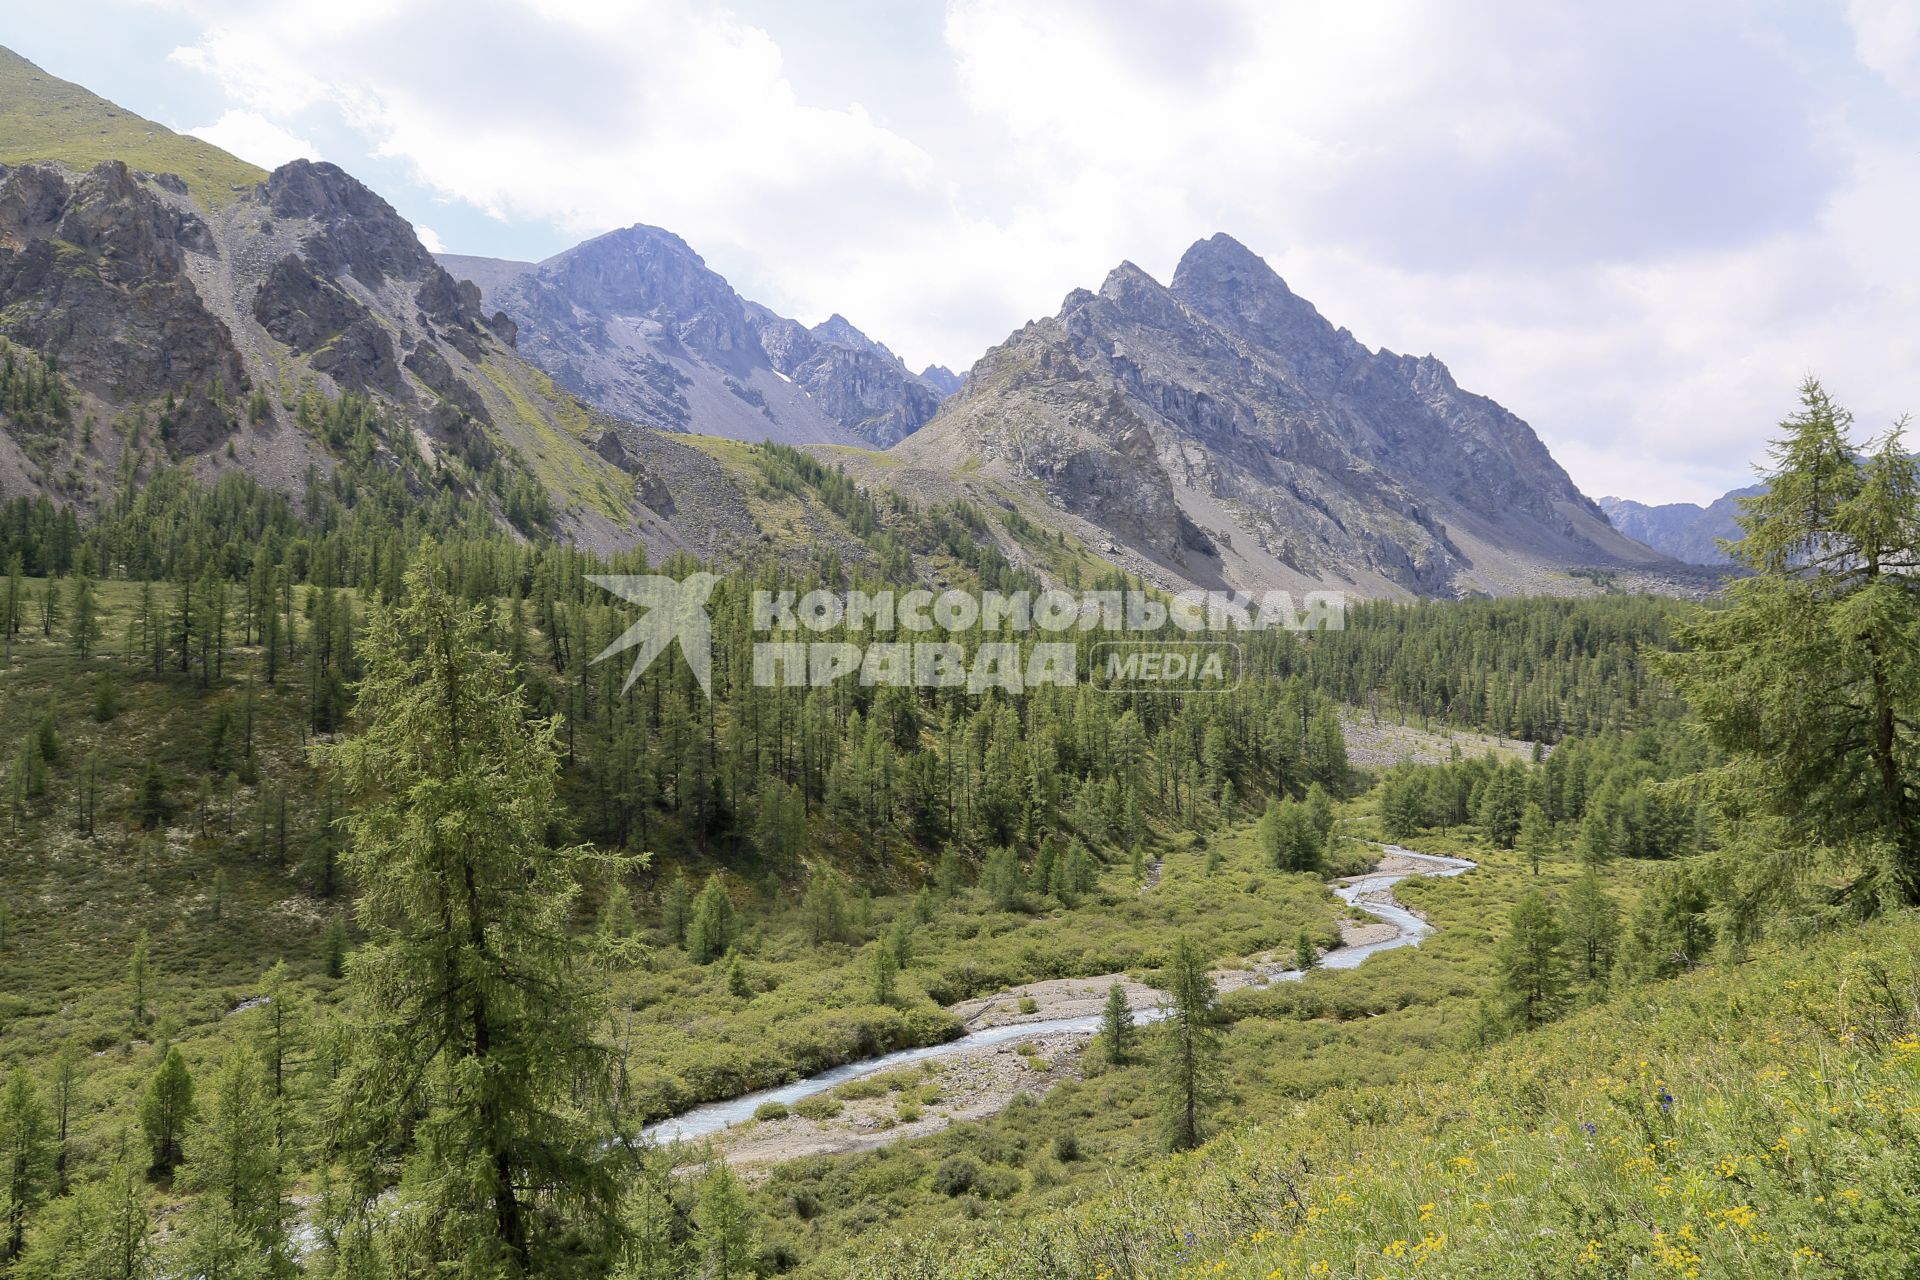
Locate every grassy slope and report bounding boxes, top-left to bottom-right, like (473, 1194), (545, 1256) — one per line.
(620, 821), (1343, 1119)
(0, 581), (342, 1178)
(843, 908), (1920, 1279)
(740, 809), (1660, 1275)
(0, 45), (265, 206)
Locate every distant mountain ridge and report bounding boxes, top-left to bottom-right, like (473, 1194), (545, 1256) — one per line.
(896, 233), (1674, 597)
(1597, 487), (1760, 565)
(441, 231), (953, 449)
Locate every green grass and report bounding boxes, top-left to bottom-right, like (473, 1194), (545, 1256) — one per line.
(474, 356), (632, 521)
(845, 913), (1920, 1278)
(0, 46), (265, 206)
(0, 581), (346, 1183)
(613, 821), (1342, 1119)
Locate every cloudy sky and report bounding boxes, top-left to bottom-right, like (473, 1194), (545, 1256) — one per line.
(12, 1), (1920, 504)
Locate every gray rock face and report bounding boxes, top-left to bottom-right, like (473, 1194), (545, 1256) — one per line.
(0, 135), (617, 538)
(918, 365), (964, 397)
(0, 161), (247, 411)
(901, 233), (1672, 596)
(1599, 486), (1761, 564)
(440, 228), (955, 448)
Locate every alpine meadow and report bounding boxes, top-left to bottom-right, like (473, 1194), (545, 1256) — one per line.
(0, 9), (1917, 1280)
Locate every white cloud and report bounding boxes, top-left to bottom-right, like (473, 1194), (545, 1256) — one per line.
(186, 108), (318, 167)
(1847, 0), (1920, 94)
(413, 223), (446, 254)
(144, 0), (1920, 504)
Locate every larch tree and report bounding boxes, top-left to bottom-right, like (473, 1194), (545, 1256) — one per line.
(1156, 936), (1223, 1152)
(174, 1047), (287, 1274)
(315, 543), (624, 1275)
(693, 1162), (755, 1280)
(1665, 380), (1919, 906)
(0, 1068), (51, 1264)
(13, 1146), (151, 1280)
(1563, 868), (1622, 988)
(138, 1047), (194, 1177)
(685, 874), (738, 963)
(1099, 981), (1134, 1066)
(1492, 891), (1570, 1030)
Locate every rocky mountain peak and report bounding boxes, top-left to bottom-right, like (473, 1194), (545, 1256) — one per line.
(903, 233), (1670, 596)
(442, 223), (953, 447)
(1168, 232), (1347, 369)
(265, 159), (439, 285)
(919, 365), (964, 397)
(811, 312), (890, 359)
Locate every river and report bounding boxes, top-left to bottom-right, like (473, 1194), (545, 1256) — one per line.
(642, 844), (1475, 1145)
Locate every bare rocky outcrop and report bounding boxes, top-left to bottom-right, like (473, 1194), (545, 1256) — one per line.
(0, 161), (247, 415)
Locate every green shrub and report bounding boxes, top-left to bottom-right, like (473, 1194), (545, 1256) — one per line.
(932, 1155), (982, 1197)
(752, 1100), (790, 1122)
(792, 1093), (843, 1121)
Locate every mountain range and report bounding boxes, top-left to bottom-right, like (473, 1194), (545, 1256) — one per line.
(0, 43), (1696, 598)
(1596, 487), (1760, 565)
(889, 235), (1669, 595)
(442, 231), (956, 450)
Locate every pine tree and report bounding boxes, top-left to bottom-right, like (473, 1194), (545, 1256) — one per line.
(175, 1048), (286, 1271)
(138, 1046), (195, 1176)
(1492, 891), (1569, 1030)
(1156, 936), (1222, 1152)
(317, 545), (623, 1273)
(1563, 868), (1622, 987)
(1665, 380), (1920, 903)
(0, 1068), (51, 1263)
(13, 1148), (151, 1280)
(726, 953), (751, 999)
(1294, 930), (1319, 972)
(693, 1162), (755, 1280)
(686, 874), (738, 964)
(1099, 981), (1134, 1066)
(869, 938), (899, 1005)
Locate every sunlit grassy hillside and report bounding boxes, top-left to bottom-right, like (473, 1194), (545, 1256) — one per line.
(0, 45), (264, 205)
(854, 912), (1920, 1278)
